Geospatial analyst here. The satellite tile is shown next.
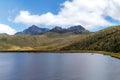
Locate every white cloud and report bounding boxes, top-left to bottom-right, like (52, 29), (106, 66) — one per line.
(14, 0), (120, 31)
(106, 0), (120, 20)
(0, 24), (16, 35)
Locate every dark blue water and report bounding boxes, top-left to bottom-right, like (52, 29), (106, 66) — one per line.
(0, 53), (120, 80)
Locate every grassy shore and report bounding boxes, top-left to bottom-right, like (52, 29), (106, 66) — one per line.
(0, 50), (120, 59)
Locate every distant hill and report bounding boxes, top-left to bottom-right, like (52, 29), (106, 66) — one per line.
(15, 25), (90, 35)
(61, 26), (120, 53)
(0, 33), (88, 51)
(15, 25), (49, 35)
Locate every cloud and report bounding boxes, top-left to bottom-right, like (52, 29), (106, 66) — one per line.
(14, 0), (120, 31)
(106, 0), (120, 20)
(0, 24), (16, 35)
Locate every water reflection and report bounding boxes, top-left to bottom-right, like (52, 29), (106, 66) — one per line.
(0, 53), (120, 80)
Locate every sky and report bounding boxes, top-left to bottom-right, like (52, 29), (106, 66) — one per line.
(0, 0), (120, 35)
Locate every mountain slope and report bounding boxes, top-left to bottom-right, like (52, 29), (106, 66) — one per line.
(67, 25), (89, 34)
(49, 26), (69, 33)
(68, 25), (85, 31)
(0, 33), (88, 51)
(61, 26), (120, 53)
(47, 25), (90, 34)
(16, 25), (49, 35)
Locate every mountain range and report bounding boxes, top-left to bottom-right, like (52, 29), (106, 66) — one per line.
(15, 25), (89, 35)
(15, 25), (49, 35)
(0, 25), (119, 53)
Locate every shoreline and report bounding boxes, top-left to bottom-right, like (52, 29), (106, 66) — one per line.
(0, 50), (120, 59)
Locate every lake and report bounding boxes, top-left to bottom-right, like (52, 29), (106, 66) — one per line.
(0, 53), (120, 80)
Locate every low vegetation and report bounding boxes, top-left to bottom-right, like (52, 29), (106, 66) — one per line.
(62, 26), (120, 53)
(0, 33), (87, 51)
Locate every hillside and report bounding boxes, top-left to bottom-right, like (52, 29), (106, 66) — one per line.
(0, 33), (88, 51)
(61, 26), (120, 53)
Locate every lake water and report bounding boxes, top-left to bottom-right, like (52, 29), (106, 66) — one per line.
(0, 53), (120, 80)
